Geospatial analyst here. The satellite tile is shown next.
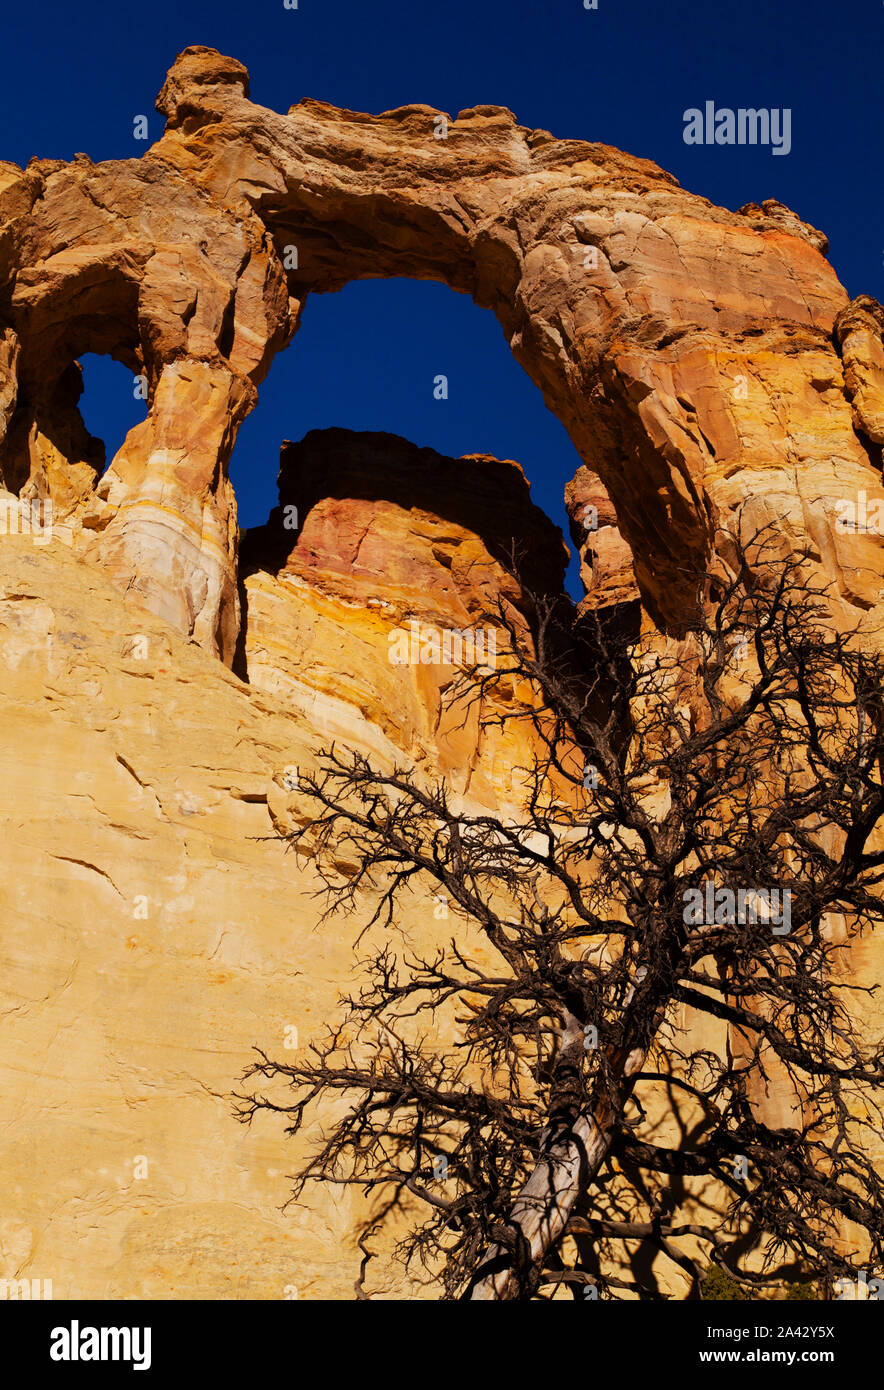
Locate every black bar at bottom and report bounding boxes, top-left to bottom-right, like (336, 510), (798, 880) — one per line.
(3, 1296), (876, 1378)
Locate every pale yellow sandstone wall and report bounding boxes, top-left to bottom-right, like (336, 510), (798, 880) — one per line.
(0, 535), (398, 1298)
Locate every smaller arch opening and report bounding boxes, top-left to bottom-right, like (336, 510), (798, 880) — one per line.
(76, 353), (148, 475)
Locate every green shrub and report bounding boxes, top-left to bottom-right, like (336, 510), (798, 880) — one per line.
(785, 1281), (821, 1300)
(701, 1265), (749, 1300)
(700, 1264), (822, 1300)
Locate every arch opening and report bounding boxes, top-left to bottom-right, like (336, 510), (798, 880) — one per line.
(230, 277), (585, 600)
(77, 353), (148, 476)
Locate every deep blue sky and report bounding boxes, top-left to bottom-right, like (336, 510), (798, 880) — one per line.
(4, 0), (881, 596)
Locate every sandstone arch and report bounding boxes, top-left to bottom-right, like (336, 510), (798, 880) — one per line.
(0, 50), (883, 1300)
(1, 44), (883, 662)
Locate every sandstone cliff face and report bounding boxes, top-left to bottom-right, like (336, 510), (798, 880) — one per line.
(0, 433), (558, 1299)
(0, 46), (883, 1300)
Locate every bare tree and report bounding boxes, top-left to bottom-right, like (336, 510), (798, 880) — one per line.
(236, 531), (884, 1301)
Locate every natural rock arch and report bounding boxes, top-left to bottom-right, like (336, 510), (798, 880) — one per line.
(1, 44), (882, 662)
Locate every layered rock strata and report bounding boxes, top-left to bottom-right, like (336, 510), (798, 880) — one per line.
(241, 428), (569, 807)
(1, 46), (882, 654)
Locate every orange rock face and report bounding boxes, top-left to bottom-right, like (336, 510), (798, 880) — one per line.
(240, 428), (569, 806)
(565, 466), (640, 612)
(2, 43), (882, 649)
